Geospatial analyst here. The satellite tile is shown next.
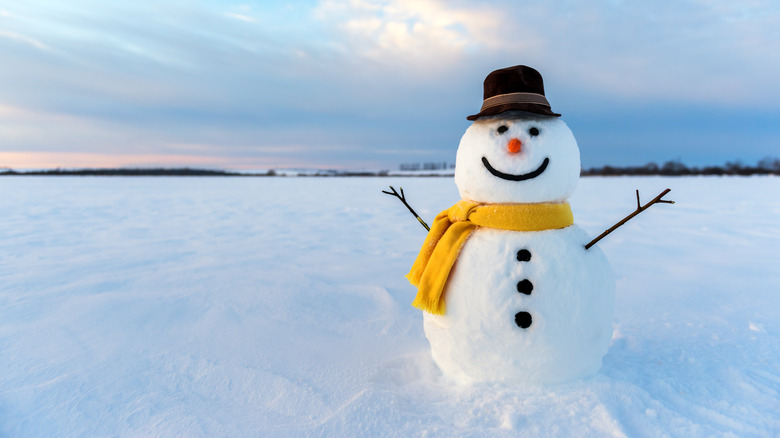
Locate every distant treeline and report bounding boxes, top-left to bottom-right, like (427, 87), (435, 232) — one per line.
(581, 158), (780, 176)
(2, 158), (779, 177)
(399, 162), (454, 171)
(0, 167), (392, 177)
(0, 168), (268, 177)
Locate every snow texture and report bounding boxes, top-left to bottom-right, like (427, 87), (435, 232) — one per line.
(2, 176), (780, 437)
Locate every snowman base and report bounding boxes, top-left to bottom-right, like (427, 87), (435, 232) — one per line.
(422, 226), (615, 385)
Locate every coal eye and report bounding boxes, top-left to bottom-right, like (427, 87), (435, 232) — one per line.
(529, 127), (540, 136)
(497, 125), (508, 134)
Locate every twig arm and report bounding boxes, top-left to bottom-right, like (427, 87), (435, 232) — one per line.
(382, 186), (431, 231)
(585, 188), (674, 250)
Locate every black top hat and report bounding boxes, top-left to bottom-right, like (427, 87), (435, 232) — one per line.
(467, 65), (560, 120)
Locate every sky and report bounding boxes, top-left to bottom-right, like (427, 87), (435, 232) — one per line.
(1, 0), (779, 170)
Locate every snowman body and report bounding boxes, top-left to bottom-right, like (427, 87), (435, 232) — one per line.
(423, 226), (614, 384)
(423, 111), (615, 385)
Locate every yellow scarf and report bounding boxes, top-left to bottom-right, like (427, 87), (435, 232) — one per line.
(406, 200), (574, 315)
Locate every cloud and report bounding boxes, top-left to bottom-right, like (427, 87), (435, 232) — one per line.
(0, 30), (54, 51)
(223, 12), (256, 23)
(314, 0), (503, 67)
(479, 0), (780, 107)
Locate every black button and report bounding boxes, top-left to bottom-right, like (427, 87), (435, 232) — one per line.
(516, 249), (531, 262)
(515, 311), (532, 328)
(516, 279), (533, 295)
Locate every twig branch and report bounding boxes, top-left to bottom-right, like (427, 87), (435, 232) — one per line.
(585, 188), (674, 250)
(382, 186), (430, 231)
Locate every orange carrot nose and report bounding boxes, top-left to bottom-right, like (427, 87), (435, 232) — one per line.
(507, 138), (522, 154)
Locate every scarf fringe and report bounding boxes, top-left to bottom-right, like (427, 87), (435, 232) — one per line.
(410, 284), (446, 315)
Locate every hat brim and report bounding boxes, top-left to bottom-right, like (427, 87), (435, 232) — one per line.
(467, 103), (560, 121)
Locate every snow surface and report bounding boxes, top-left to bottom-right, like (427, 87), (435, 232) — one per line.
(1, 176), (779, 437)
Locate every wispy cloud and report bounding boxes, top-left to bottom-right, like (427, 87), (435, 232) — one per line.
(0, 30), (53, 51)
(223, 12), (256, 23)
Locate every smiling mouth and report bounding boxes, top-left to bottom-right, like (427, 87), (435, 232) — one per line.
(481, 156), (550, 181)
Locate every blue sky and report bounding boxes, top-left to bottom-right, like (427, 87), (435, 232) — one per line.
(1, 0), (779, 170)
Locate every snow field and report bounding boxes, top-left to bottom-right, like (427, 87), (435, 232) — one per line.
(1, 176), (779, 437)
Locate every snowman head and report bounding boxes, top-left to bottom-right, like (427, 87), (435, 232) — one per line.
(454, 110), (580, 204)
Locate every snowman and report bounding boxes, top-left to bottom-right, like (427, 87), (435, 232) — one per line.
(388, 65), (671, 385)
